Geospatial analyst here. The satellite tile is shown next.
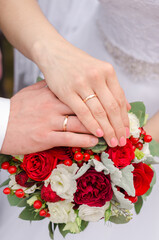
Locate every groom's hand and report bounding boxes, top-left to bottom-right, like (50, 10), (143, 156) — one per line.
(1, 81), (98, 155)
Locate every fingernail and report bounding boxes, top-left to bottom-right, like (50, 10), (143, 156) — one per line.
(91, 137), (99, 146)
(110, 137), (118, 147)
(96, 128), (104, 137)
(119, 136), (126, 146)
(126, 127), (130, 138)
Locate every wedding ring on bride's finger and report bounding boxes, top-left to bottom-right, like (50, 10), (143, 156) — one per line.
(83, 94), (97, 103)
(63, 115), (69, 132)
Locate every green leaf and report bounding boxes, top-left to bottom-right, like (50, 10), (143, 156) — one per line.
(0, 178), (10, 188)
(90, 145), (107, 153)
(19, 206), (44, 221)
(149, 139), (159, 157)
(109, 214), (130, 224)
(36, 76), (43, 82)
(17, 197), (29, 208)
(129, 102), (146, 127)
(7, 194), (23, 206)
(54, 223), (57, 231)
(58, 224), (71, 238)
(134, 196), (143, 214)
(48, 222), (54, 240)
(0, 154), (12, 168)
(80, 220), (89, 232)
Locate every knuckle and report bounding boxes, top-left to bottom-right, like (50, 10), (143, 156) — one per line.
(63, 132), (71, 144)
(77, 108), (89, 118)
(105, 63), (115, 76)
(105, 128), (115, 138)
(75, 76), (86, 89)
(108, 102), (119, 113)
(93, 107), (106, 118)
(87, 68), (101, 81)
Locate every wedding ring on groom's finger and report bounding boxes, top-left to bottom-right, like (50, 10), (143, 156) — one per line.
(83, 93), (97, 103)
(63, 115), (69, 132)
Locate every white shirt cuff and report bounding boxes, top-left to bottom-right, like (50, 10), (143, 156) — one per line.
(0, 98), (10, 151)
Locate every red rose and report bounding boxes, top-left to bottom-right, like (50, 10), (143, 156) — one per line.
(15, 171), (35, 187)
(106, 139), (135, 169)
(133, 162), (154, 196)
(41, 184), (62, 202)
(50, 147), (73, 161)
(74, 167), (113, 207)
(22, 149), (58, 181)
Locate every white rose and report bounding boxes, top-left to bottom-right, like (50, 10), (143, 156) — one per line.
(9, 175), (37, 194)
(48, 201), (76, 223)
(142, 143), (150, 155)
(78, 202), (110, 222)
(128, 113), (140, 138)
(45, 163), (78, 201)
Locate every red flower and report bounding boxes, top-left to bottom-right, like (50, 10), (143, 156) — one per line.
(50, 147), (73, 162)
(74, 167), (113, 207)
(41, 184), (62, 202)
(106, 139), (135, 169)
(15, 171), (35, 187)
(116, 187), (138, 203)
(22, 149), (58, 181)
(133, 162), (154, 196)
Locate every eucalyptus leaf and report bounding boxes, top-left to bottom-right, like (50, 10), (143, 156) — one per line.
(7, 194), (23, 206)
(90, 145), (107, 153)
(129, 102), (146, 127)
(134, 196), (143, 214)
(109, 214), (130, 224)
(58, 224), (71, 238)
(19, 206), (44, 221)
(80, 220), (89, 232)
(48, 222), (54, 240)
(149, 139), (159, 157)
(0, 178), (10, 188)
(17, 197), (29, 208)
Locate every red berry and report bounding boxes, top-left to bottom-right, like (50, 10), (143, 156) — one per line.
(39, 209), (47, 217)
(72, 147), (81, 153)
(64, 159), (73, 166)
(77, 161), (84, 167)
(136, 142), (143, 150)
(94, 155), (101, 161)
(8, 166), (17, 174)
(33, 200), (42, 209)
(3, 187), (11, 195)
(1, 161), (10, 170)
(74, 152), (83, 161)
(85, 149), (93, 155)
(46, 212), (50, 218)
(15, 189), (25, 198)
(83, 153), (90, 161)
(139, 128), (146, 136)
(130, 136), (139, 144)
(144, 135), (152, 143)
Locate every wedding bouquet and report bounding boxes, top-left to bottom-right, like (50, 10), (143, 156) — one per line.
(0, 102), (159, 239)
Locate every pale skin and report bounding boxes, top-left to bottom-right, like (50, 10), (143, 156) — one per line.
(1, 81), (99, 155)
(0, 0), (131, 149)
(144, 112), (159, 143)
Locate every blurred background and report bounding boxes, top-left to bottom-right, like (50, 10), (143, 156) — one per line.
(0, 32), (13, 98)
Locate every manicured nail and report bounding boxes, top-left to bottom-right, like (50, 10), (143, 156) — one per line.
(96, 128), (104, 137)
(126, 127), (130, 138)
(119, 136), (126, 146)
(91, 137), (99, 146)
(110, 137), (118, 147)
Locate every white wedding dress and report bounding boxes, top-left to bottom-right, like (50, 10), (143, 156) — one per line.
(1, 1), (159, 240)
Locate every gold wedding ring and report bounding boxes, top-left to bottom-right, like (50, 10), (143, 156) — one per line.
(63, 115), (69, 132)
(83, 94), (97, 103)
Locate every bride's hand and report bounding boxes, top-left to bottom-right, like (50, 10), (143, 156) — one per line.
(34, 39), (130, 148)
(1, 81), (98, 155)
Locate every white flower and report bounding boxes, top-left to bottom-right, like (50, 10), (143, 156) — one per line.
(27, 196), (38, 206)
(45, 163), (78, 201)
(128, 113), (140, 138)
(9, 175), (37, 194)
(142, 143), (150, 155)
(78, 202), (110, 222)
(48, 201), (76, 223)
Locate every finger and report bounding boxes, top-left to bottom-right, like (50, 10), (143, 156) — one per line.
(105, 69), (130, 129)
(54, 116), (90, 133)
(47, 131), (99, 148)
(60, 92), (104, 138)
(79, 89), (118, 147)
(20, 80), (47, 92)
(96, 85), (127, 146)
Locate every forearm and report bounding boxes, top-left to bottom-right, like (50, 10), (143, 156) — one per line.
(144, 111), (159, 142)
(0, 0), (64, 64)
